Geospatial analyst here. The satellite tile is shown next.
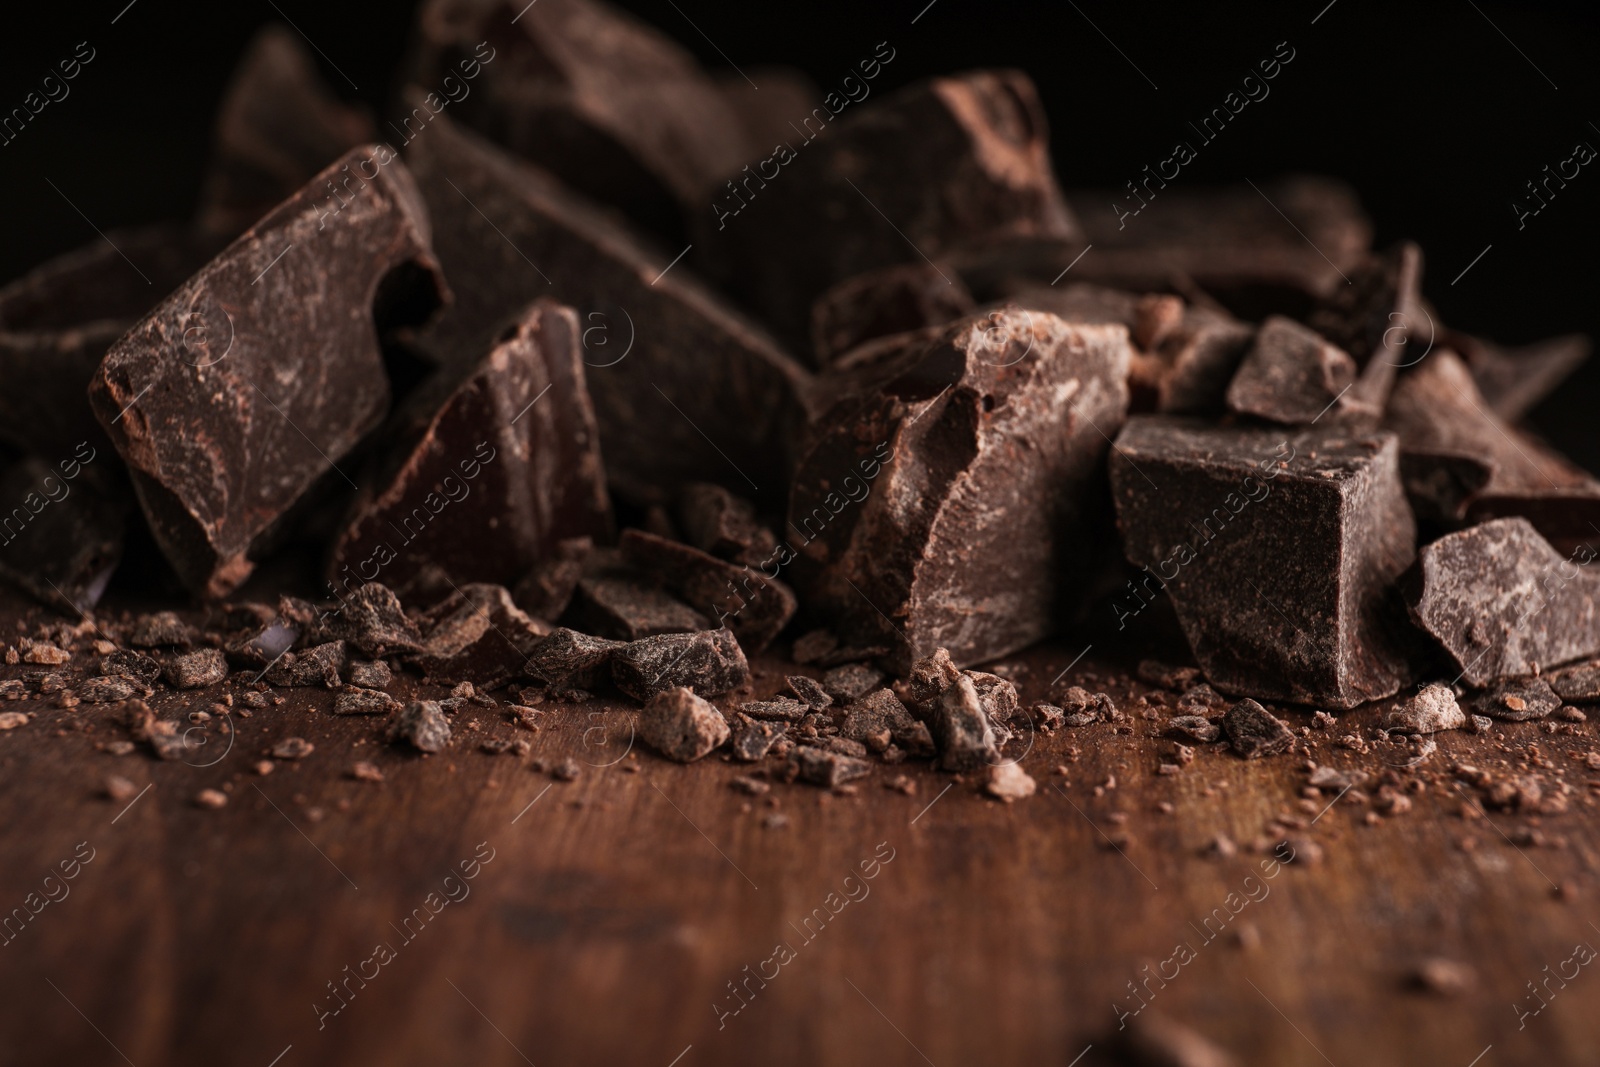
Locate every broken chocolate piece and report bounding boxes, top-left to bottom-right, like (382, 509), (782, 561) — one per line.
(1410, 518), (1600, 687)
(130, 612), (196, 649)
(618, 529), (796, 652)
(1386, 684), (1465, 734)
(227, 615), (300, 668)
(163, 648), (229, 689)
(1548, 660), (1600, 703)
(705, 70), (1077, 341)
(729, 713), (786, 762)
(347, 660), (391, 689)
(0, 456), (124, 613)
(77, 677), (145, 704)
(985, 763), (1036, 802)
(791, 745), (872, 788)
(1054, 686), (1114, 726)
(810, 263), (975, 368)
(639, 686), (729, 762)
(785, 675), (832, 711)
(404, 108), (810, 507)
(1225, 315), (1360, 425)
(1156, 306), (1256, 416)
(1167, 715), (1221, 743)
(88, 147), (447, 597)
(675, 483), (778, 568)
(1223, 699), (1293, 759)
(822, 663), (886, 704)
(524, 627), (624, 689)
(331, 300), (612, 593)
(568, 573), (709, 640)
(1112, 418), (1416, 708)
(414, 584), (549, 688)
(264, 641), (345, 688)
(1468, 677), (1560, 722)
(513, 536), (592, 620)
(1301, 241), (1423, 415)
(196, 25), (378, 237)
(841, 688), (932, 756)
(793, 309), (1130, 672)
(611, 629), (749, 702)
(928, 674), (1000, 771)
(320, 584), (424, 658)
(967, 670), (1020, 725)
(736, 698), (809, 723)
(388, 700), (452, 752)
(334, 688), (400, 716)
(101, 650), (160, 686)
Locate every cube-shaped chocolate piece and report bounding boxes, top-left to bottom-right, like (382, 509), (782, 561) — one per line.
(1111, 417), (1416, 708)
(791, 308), (1130, 672)
(88, 147), (447, 597)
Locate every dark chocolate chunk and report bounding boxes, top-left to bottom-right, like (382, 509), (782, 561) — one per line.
(320, 584), (424, 658)
(1167, 715), (1221, 743)
(404, 107), (810, 507)
(101, 650), (161, 686)
(568, 574), (709, 641)
(1301, 241), (1423, 415)
(1224, 699), (1294, 759)
(785, 675), (832, 711)
(1468, 677), (1560, 722)
(163, 648), (229, 689)
(1410, 518), (1600, 687)
(524, 627), (624, 689)
(822, 663), (887, 704)
(1112, 418), (1416, 708)
(1030, 703), (1066, 733)
(334, 687), (400, 716)
(639, 686), (729, 762)
(793, 309), (1130, 672)
(412, 0), (749, 239)
(810, 263), (975, 368)
(413, 584), (549, 688)
(675, 484), (778, 567)
(513, 536), (592, 620)
(704, 70), (1077, 341)
(88, 147), (447, 597)
(1054, 686), (1114, 726)
(388, 700), (452, 753)
(611, 628), (749, 702)
(330, 300), (612, 593)
(618, 529), (796, 652)
(729, 712), (786, 762)
(1225, 315), (1362, 425)
(967, 670), (1021, 725)
(736, 698), (809, 723)
(1447, 328), (1589, 422)
(1548, 660), (1600, 703)
(1155, 306), (1256, 415)
(196, 26), (377, 237)
(928, 674), (1000, 771)
(347, 660), (391, 689)
(77, 676), (146, 704)
(841, 689), (933, 756)
(0, 456), (124, 613)
(264, 641), (345, 688)
(1386, 684), (1465, 734)
(791, 746), (873, 788)
(130, 612), (196, 648)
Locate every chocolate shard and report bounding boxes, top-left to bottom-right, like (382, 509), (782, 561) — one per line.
(513, 536), (592, 620)
(1225, 315), (1362, 425)
(784, 675), (832, 711)
(639, 686), (730, 762)
(320, 584), (424, 658)
(130, 612), (196, 648)
(413, 583), (549, 688)
(196, 25), (377, 237)
(412, 0), (748, 239)
(928, 674), (1000, 771)
(675, 483), (778, 567)
(1549, 661), (1600, 702)
(791, 746), (872, 788)
(524, 627), (624, 689)
(1409, 517), (1600, 686)
(264, 641), (346, 688)
(618, 529), (796, 652)
(404, 108), (811, 507)
(1468, 677), (1560, 722)
(389, 700), (452, 753)
(88, 147), (447, 597)
(1386, 683), (1465, 735)
(728, 712), (786, 762)
(822, 663), (887, 704)
(1112, 418), (1417, 708)
(348, 660), (391, 689)
(611, 629), (749, 702)
(1155, 306), (1256, 416)
(101, 650), (161, 686)
(335, 687), (401, 716)
(704, 70), (1077, 341)
(0, 456), (124, 613)
(791, 309), (1130, 672)
(736, 698), (808, 723)
(0, 225), (221, 457)
(163, 648), (229, 689)
(1223, 699), (1294, 759)
(568, 573), (708, 640)
(810, 263), (975, 368)
(1446, 328), (1589, 422)
(1301, 241), (1424, 415)
(841, 688), (933, 756)
(331, 300), (612, 592)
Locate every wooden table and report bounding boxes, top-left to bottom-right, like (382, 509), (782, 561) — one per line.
(2, 606), (1596, 1067)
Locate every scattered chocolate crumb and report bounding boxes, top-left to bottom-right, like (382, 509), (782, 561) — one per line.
(552, 759), (581, 782)
(1410, 958), (1476, 996)
(349, 761), (384, 783)
(729, 776), (769, 796)
(254, 760), (274, 776)
(270, 737), (314, 760)
(334, 687), (401, 716)
(985, 762), (1037, 802)
(1168, 715), (1221, 743)
(104, 775), (138, 801)
(195, 788), (228, 809)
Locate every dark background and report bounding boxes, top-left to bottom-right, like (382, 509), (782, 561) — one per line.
(1, 0), (1596, 464)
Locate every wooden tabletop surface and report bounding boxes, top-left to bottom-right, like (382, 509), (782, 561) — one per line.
(1, 598), (1597, 1067)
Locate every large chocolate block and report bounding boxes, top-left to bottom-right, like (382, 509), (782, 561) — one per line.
(704, 71), (1077, 341)
(196, 26), (377, 238)
(331, 299), (611, 592)
(88, 147), (447, 597)
(404, 109), (811, 507)
(791, 308), (1130, 672)
(1111, 417), (1416, 708)
(1410, 517), (1600, 686)
(411, 0), (747, 239)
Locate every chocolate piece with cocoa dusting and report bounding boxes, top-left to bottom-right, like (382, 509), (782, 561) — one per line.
(1386, 684), (1465, 734)
(1113, 418), (1417, 708)
(639, 686), (729, 762)
(928, 674), (1000, 771)
(567, 574), (709, 641)
(729, 713), (786, 762)
(318, 584), (424, 658)
(131, 612), (196, 649)
(611, 629), (749, 702)
(736, 698), (809, 724)
(841, 689), (933, 756)
(619, 529), (796, 651)
(968, 671), (1021, 725)
(1410, 518), (1600, 686)
(791, 746), (873, 788)
(414, 584), (549, 689)
(1053, 686), (1114, 727)
(793, 309), (1129, 672)
(335, 688), (400, 716)
(388, 700), (452, 753)
(264, 641), (345, 688)
(163, 648), (229, 689)
(1468, 677), (1561, 722)
(1167, 715), (1221, 743)
(811, 263), (975, 368)
(347, 660), (391, 690)
(1549, 660), (1600, 703)
(227, 614), (300, 668)
(77, 677), (146, 704)
(1225, 315), (1362, 426)
(524, 628), (625, 690)
(101, 650), (160, 686)
(1223, 699), (1294, 759)
(1030, 703), (1065, 732)
(785, 675), (832, 711)
(822, 663), (886, 704)
(513, 537), (592, 621)
(675, 484), (778, 568)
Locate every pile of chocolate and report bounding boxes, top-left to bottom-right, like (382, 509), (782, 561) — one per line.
(1, 0), (1595, 779)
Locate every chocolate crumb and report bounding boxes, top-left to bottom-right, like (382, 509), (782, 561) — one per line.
(270, 737), (314, 760)
(1224, 699), (1294, 759)
(985, 762), (1037, 802)
(387, 701), (452, 754)
(195, 789), (227, 809)
(163, 648), (229, 689)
